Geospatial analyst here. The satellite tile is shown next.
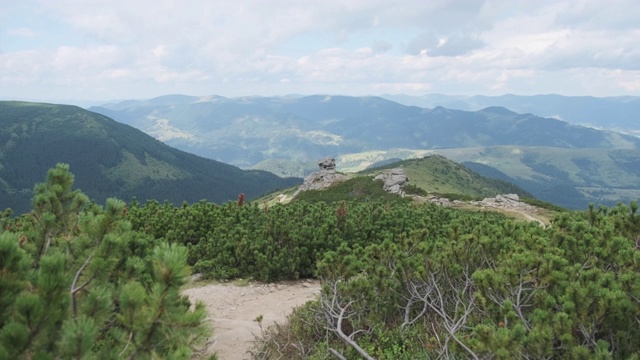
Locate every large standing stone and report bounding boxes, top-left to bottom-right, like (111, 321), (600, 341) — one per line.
(375, 168), (409, 195)
(294, 157), (348, 195)
(318, 157), (337, 171)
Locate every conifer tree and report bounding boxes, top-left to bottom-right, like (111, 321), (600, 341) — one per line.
(0, 164), (210, 359)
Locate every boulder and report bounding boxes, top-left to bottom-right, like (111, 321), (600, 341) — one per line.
(474, 194), (531, 210)
(376, 168), (409, 195)
(318, 157), (337, 171)
(426, 195), (451, 206)
(502, 193), (520, 202)
(294, 157), (348, 195)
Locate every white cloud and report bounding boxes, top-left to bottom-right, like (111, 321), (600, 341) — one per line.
(7, 27), (35, 38)
(1, 0), (639, 102)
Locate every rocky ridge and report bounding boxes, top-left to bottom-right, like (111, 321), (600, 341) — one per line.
(471, 193), (536, 210)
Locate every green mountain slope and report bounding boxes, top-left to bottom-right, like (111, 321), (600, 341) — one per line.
(334, 146), (640, 209)
(278, 155), (531, 206)
(0, 101), (300, 215)
(362, 155), (531, 199)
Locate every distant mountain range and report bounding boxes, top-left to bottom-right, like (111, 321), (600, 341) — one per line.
(88, 94), (640, 209)
(90, 94), (640, 168)
(382, 93), (640, 133)
(0, 101), (300, 215)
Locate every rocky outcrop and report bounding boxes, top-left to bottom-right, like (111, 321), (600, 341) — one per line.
(294, 157), (348, 195)
(472, 194), (531, 209)
(473, 194), (546, 226)
(374, 168), (409, 195)
(423, 195), (464, 207)
(425, 193), (528, 209)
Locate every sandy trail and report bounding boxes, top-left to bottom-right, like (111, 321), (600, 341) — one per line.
(183, 280), (322, 360)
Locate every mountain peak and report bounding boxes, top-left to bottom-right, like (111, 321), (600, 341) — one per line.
(479, 106), (517, 115)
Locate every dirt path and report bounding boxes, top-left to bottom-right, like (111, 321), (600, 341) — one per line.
(183, 280), (322, 360)
(512, 209), (547, 227)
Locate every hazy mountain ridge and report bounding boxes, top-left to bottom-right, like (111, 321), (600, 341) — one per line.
(90, 95), (640, 168)
(0, 101), (300, 214)
(382, 93), (640, 132)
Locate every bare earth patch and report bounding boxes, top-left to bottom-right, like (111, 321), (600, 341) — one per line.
(183, 279), (322, 360)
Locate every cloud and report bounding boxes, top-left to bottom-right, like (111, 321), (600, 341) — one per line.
(7, 28), (35, 38)
(405, 33), (438, 55)
(427, 36), (485, 57)
(371, 40), (392, 54)
(1, 0), (639, 101)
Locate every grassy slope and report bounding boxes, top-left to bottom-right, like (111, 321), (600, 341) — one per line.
(335, 146), (640, 208)
(361, 155), (531, 199)
(258, 155), (532, 207)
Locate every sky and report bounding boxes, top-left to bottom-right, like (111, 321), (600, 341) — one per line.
(1, 0), (640, 104)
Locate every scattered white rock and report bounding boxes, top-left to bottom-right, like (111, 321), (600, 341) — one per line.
(473, 193), (531, 210)
(426, 195), (452, 206)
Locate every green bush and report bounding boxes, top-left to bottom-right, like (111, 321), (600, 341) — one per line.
(0, 164), (209, 358)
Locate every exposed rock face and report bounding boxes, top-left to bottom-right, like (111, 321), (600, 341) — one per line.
(426, 193), (526, 209)
(294, 157), (348, 195)
(471, 193), (536, 211)
(374, 168), (409, 195)
(424, 195), (453, 206)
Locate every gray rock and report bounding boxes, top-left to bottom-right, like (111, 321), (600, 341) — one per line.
(474, 194), (531, 210)
(376, 168), (409, 195)
(294, 157), (348, 195)
(426, 195), (452, 206)
(318, 157), (337, 171)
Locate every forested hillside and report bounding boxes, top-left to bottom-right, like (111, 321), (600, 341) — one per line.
(2, 164), (640, 358)
(253, 198), (640, 359)
(0, 101), (300, 215)
(124, 179), (640, 358)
